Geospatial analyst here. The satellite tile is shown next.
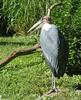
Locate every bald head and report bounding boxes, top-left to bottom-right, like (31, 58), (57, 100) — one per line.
(42, 16), (51, 24)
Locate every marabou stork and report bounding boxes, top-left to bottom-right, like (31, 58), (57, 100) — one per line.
(28, 3), (68, 94)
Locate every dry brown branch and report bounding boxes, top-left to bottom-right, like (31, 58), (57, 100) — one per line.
(0, 43), (41, 67)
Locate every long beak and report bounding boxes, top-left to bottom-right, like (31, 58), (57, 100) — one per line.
(28, 19), (42, 34)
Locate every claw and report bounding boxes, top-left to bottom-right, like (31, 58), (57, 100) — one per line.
(43, 88), (60, 96)
(48, 88), (58, 94)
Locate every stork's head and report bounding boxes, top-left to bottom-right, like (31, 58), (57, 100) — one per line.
(43, 16), (51, 24)
(28, 16), (51, 33)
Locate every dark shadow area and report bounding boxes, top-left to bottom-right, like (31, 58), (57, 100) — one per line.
(0, 1), (16, 37)
(0, 15), (16, 37)
(66, 66), (81, 76)
(70, 0), (80, 15)
(0, 41), (27, 46)
(0, 41), (36, 46)
(73, 84), (81, 91)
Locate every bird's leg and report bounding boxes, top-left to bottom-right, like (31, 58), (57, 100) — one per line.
(52, 73), (55, 89)
(47, 73), (58, 94)
(51, 74), (58, 92)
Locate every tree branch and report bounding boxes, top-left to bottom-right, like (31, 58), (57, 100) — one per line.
(0, 43), (41, 68)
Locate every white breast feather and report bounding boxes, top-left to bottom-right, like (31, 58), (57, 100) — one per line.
(42, 23), (51, 31)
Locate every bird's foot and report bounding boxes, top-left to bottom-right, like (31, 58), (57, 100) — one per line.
(47, 88), (59, 95)
(43, 88), (60, 96)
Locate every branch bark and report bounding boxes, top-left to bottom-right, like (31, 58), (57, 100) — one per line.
(0, 43), (41, 68)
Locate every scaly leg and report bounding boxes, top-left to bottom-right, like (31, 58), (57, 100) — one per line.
(52, 73), (55, 89)
(47, 73), (58, 94)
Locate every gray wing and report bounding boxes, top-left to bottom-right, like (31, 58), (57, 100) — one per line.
(57, 30), (68, 77)
(40, 25), (68, 77)
(40, 25), (59, 76)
